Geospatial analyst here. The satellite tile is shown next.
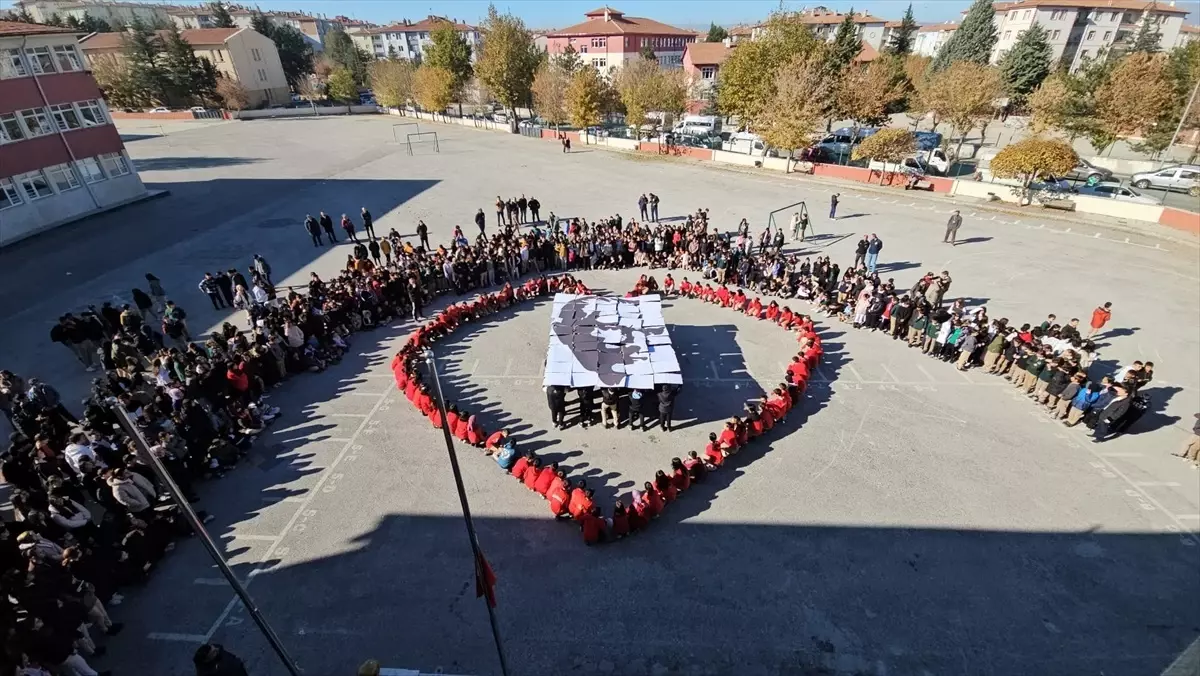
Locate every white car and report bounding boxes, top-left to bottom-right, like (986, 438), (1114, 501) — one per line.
(147, 107), (171, 113)
(189, 106), (207, 113)
(1131, 165), (1200, 195)
(1075, 183), (1158, 204)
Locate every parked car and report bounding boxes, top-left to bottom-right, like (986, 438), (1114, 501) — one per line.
(1064, 158), (1113, 184)
(1131, 164), (1200, 195)
(188, 106), (207, 113)
(1075, 182), (1159, 204)
(147, 106), (171, 113)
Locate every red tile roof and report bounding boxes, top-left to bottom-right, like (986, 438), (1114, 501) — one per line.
(919, 22), (960, 32)
(0, 20), (79, 37)
(548, 11), (695, 37)
(80, 27), (242, 51)
(365, 16), (476, 34)
(685, 41), (732, 65)
(853, 41), (879, 63)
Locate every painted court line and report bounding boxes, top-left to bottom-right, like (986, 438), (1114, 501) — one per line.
(915, 363), (938, 383)
(261, 495), (306, 504)
(327, 413), (369, 418)
(1135, 481), (1182, 487)
(344, 391), (386, 397)
(879, 363), (901, 383)
(147, 632), (207, 643)
(846, 364), (865, 383)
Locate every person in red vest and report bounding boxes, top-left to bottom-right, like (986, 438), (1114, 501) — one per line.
(704, 432), (725, 466)
(662, 274), (675, 295)
(670, 458), (690, 493)
(510, 452), (533, 483)
(548, 476), (571, 518)
(746, 298), (763, 318)
(611, 501), (631, 538)
(718, 420), (739, 455)
(522, 457), (542, 491)
(580, 507), (608, 545)
(465, 414), (486, 446)
(533, 462), (558, 497)
(484, 429), (508, 454)
(568, 482), (595, 520)
(1087, 301), (1112, 339)
(653, 470), (677, 503)
(452, 408), (470, 441)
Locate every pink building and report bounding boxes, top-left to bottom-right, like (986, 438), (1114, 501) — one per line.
(682, 41), (732, 91)
(545, 6), (695, 71)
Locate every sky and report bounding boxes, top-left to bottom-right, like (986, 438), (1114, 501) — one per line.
(0, 0), (976, 30)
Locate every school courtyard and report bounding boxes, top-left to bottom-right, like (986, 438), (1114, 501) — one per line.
(0, 115), (1197, 676)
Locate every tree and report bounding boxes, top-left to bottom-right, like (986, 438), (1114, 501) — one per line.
(930, 0), (997, 72)
(990, 138), (1078, 204)
(209, 0), (235, 29)
(836, 59), (907, 136)
(901, 53), (932, 121)
(123, 17), (168, 107)
(1028, 72), (1071, 134)
(886, 4), (918, 56)
(1130, 17), (1162, 54)
(532, 61), (570, 126)
(251, 12), (314, 88)
(369, 59), (415, 108)
(326, 66), (359, 103)
(2, 6), (34, 22)
(554, 44), (582, 73)
(922, 60), (1002, 159)
(424, 20), (473, 115)
(91, 54), (139, 108)
(759, 53), (831, 169)
(163, 27), (216, 106)
(1095, 52), (1175, 149)
(45, 13), (64, 27)
(707, 23), (728, 43)
(565, 65), (605, 129)
(826, 10), (863, 73)
(998, 24), (1051, 104)
(639, 42), (657, 61)
(215, 76), (250, 110)
(413, 65), (455, 113)
(717, 11), (823, 130)
(325, 28), (366, 85)
(852, 128), (918, 181)
(474, 4), (541, 124)
(78, 13), (113, 32)
(614, 58), (657, 136)
(1162, 42), (1200, 159)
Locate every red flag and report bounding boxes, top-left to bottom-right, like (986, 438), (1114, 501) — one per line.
(474, 549), (497, 608)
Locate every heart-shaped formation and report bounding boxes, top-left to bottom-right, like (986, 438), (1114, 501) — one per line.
(389, 273), (827, 545)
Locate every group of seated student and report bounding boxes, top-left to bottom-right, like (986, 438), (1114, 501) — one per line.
(386, 266), (825, 545)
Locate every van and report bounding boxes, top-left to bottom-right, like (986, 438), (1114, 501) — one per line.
(673, 114), (720, 137)
(722, 131), (768, 155)
(815, 127), (877, 160)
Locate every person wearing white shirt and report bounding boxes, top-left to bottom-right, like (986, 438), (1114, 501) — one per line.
(64, 433), (99, 475)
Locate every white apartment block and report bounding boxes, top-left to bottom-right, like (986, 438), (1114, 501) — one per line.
(915, 22), (959, 56)
(356, 16), (480, 61)
(16, 0), (172, 26)
(990, 0), (1190, 71)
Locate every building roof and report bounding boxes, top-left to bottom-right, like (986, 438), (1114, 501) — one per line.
(990, 0), (1190, 16)
(919, 22), (960, 32)
(799, 10), (888, 25)
(854, 41), (879, 62)
(548, 7), (694, 36)
(80, 27), (242, 50)
(1182, 23), (1200, 32)
(364, 15), (476, 34)
(685, 41), (732, 65)
(0, 20), (80, 37)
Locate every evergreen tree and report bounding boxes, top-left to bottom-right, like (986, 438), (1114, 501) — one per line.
(123, 17), (168, 107)
(706, 23), (728, 43)
(65, 15), (81, 29)
(886, 4), (918, 55)
(210, 0), (236, 29)
(45, 13), (64, 27)
(639, 41), (656, 61)
(930, 0), (997, 72)
(1130, 17), (1162, 54)
(387, 45), (398, 60)
(554, 44), (582, 73)
(827, 10), (863, 72)
(163, 26), (216, 105)
(998, 24), (1051, 103)
(325, 28), (366, 84)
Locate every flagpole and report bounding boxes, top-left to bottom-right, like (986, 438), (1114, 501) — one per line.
(424, 347), (511, 676)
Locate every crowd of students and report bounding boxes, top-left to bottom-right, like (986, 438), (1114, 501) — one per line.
(389, 269), (826, 545)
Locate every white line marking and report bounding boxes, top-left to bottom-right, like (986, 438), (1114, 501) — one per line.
(1176, 514), (1200, 520)
(379, 669), (422, 676)
(846, 364), (865, 383)
(147, 633), (207, 642)
(344, 391), (386, 397)
(225, 534), (280, 541)
(325, 437), (354, 442)
(956, 367), (974, 383)
(879, 363), (901, 383)
(1135, 481), (1182, 487)
(710, 361), (720, 379)
(503, 357), (513, 376)
(261, 496), (306, 504)
(194, 578), (230, 586)
(915, 363), (938, 383)
(327, 413), (368, 418)
(203, 389), (393, 640)
(469, 359), (480, 376)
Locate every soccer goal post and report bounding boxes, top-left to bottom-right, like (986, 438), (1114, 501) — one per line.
(406, 131), (440, 155)
(391, 122), (419, 144)
(766, 201), (810, 235)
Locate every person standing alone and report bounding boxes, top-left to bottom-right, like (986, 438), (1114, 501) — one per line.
(475, 208), (486, 235)
(305, 214), (323, 246)
(829, 193), (840, 220)
(944, 210), (962, 244)
(1088, 302), (1112, 339)
(361, 207), (376, 240)
(198, 273), (225, 310)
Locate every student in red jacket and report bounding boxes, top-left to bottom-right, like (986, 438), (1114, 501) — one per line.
(569, 483), (595, 520)
(510, 452), (532, 481)
(746, 298), (763, 318)
(428, 406), (443, 429)
(663, 274), (675, 295)
(484, 429), (508, 454)
(758, 398), (775, 430)
(465, 414), (486, 446)
(670, 458), (691, 493)
(548, 476), (571, 518)
(746, 409), (764, 439)
(580, 507), (608, 545)
(636, 482), (664, 520)
(453, 408), (471, 441)
(788, 355), (810, 383)
(445, 405), (461, 435)
(654, 470), (677, 503)
(704, 432), (725, 466)
(718, 420), (739, 454)
(765, 301), (780, 322)
(533, 462), (558, 496)
(684, 451), (710, 480)
(611, 502), (631, 538)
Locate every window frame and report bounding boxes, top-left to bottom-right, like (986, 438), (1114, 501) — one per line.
(76, 99), (107, 127)
(49, 103), (82, 131)
(0, 112), (25, 143)
(43, 162), (81, 193)
(700, 65), (716, 79)
(76, 156), (107, 184)
(99, 152), (131, 177)
(590, 37), (606, 49)
(1, 47), (28, 79)
(52, 44), (82, 72)
(23, 46), (56, 74)
(19, 108), (55, 137)
(0, 177), (21, 210)
(15, 170), (53, 201)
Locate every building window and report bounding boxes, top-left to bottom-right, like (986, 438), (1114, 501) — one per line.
(1, 47), (28, 78)
(15, 171), (52, 201)
(1049, 10), (1064, 20)
(76, 100), (107, 127)
(1010, 10), (1018, 19)
(1051, 30), (1061, 40)
(1104, 31), (1112, 40)
(24, 46), (56, 74)
(100, 152), (130, 177)
(1123, 12), (1136, 23)
(76, 157), (106, 184)
(591, 57), (607, 69)
(1022, 10), (1030, 19)
(216, 50), (225, 62)
(701, 65), (716, 79)
(1087, 30), (1095, 40)
(0, 178), (20, 210)
(44, 162), (81, 192)
(252, 47), (261, 61)
(0, 113), (25, 143)
(1079, 49), (1090, 59)
(590, 37), (606, 48)
(52, 45), (82, 72)
(1004, 30), (1011, 39)
(580, 45), (588, 53)
(19, 108), (54, 137)
(49, 103), (82, 130)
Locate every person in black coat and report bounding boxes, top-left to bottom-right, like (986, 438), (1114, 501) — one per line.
(194, 643), (249, 676)
(1093, 384), (1132, 442)
(304, 214), (322, 247)
(361, 207), (375, 240)
(318, 211), (336, 242)
(547, 385), (566, 429)
(474, 208), (487, 235)
(657, 384), (680, 432)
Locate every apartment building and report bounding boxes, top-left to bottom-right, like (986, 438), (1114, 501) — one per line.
(1176, 22), (1199, 47)
(990, 0), (1190, 71)
(915, 22), (959, 56)
(682, 40), (732, 92)
(799, 9), (892, 50)
(0, 20), (148, 246)
(356, 15), (480, 61)
(15, 0), (172, 27)
(80, 27), (289, 106)
(544, 6), (696, 71)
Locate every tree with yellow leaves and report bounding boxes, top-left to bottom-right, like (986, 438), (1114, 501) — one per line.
(921, 60), (1003, 160)
(413, 65), (455, 114)
(565, 65), (606, 129)
(716, 11), (823, 130)
(836, 58), (908, 139)
(1027, 72), (1071, 134)
(990, 137), (1078, 205)
(531, 61), (570, 127)
(758, 53), (831, 171)
(852, 128), (918, 182)
(1095, 53), (1175, 142)
(614, 59), (689, 139)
